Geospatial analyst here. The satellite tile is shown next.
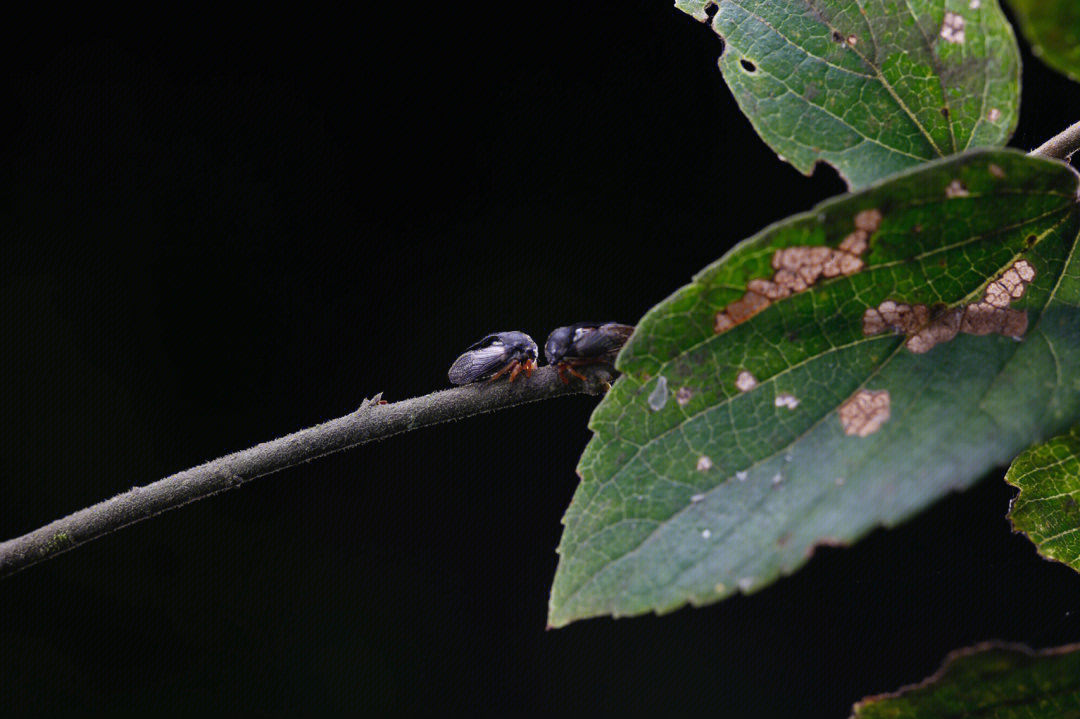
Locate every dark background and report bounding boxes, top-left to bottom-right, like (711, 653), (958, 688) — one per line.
(3, 3), (1080, 715)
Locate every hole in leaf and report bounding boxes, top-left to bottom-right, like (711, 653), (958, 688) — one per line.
(704, 1), (718, 18)
(740, 59), (756, 73)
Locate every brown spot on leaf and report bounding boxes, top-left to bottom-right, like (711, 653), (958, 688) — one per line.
(989, 163), (1005, 178)
(906, 307), (962, 353)
(945, 179), (969, 198)
(676, 386), (694, 406)
(838, 389), (891, 437)
(775, 393), (800, 410)
(862, 260), (1035, 352)
(735, 370), (758, 392)
(725, 290), (770, 324)
(854, 209), (883, 233)
(960, 304), (1028, 337)
(713, 210), (878, 333)
(941, 12), (966, 43)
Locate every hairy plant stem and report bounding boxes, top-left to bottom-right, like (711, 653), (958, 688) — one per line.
(0, 365), (614, 578)
(1031, 121), (1080, 161)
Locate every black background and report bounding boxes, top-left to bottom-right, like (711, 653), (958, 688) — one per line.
(4, 3), (1080, 715)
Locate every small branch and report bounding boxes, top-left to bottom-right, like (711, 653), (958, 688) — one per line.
(0, 365), (615, 579)
(1030, 121), (1080, 161)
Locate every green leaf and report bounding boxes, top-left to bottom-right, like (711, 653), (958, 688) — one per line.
(1006, 423), (1080, 569)
(548, 150), (1080, 627)
(851, 642), (1080, 717)
(1007, 0), (1080, 83)
(674, 0), (1021, 188)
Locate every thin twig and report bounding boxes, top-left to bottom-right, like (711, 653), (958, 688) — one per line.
(10, 118), (1080, 579)
(0, 365), (614, 579)
(1030, 121), (1080, 161)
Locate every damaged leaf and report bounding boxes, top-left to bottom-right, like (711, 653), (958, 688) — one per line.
(674, 0), (1020, 188)
(549, 151), (1080, 627)
(1007, 0), (1080, 83)
(1006, 423), (1080, 571)
(851, 642), (1080, 717)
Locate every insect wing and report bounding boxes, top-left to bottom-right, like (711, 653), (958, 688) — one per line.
(568, 323), (634, 360)
(448, 344), (512, 384)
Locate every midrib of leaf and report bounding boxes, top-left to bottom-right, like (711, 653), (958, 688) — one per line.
(895, 0), (958, 153)
(740, 0), (949, 157)
(556, 184), (1078, 614)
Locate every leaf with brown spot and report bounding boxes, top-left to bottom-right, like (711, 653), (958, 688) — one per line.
(674, 0), (1021, 187)
(549, 150), (1080, 627)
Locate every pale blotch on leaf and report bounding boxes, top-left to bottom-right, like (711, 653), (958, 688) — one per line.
(735, 370), (758, 392)
(989, 162), (1005, 178)
(846, 35), (857, 47)
(838, 389), (891, 437)
(647, 376), (669, 411)
(863, 260), (1035, 352)
(714, 210), (880, 333)
(676, 386), (694, 407)
(691, 492), (706, 503)
(988, 107), (1002, 122)
(735, 470), (748, 481)
(771, 472), (784, 486)
(946, 179), (970, 198)
(775, 393), (800, 409)
(969, 0), (981, 8)
(696, 455), (713, 472)
(701, 529), (712, 539)
(941, 12), (966, 44)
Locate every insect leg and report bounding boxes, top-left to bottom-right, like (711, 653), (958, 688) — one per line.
(489, 360), (517, 382)
(565, 365), (588, 381)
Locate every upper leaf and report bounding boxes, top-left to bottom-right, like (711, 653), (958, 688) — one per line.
(549, 150), (1080, 627)
(1006, 423), (1080, 569)
(851, 642), (1080, 717)
(675, 0), (1021, 188)
(1007, 0), (1080, 83)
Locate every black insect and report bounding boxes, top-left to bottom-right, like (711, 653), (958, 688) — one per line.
(544, 322), (634, 384)
(448, 331), (539, 385)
